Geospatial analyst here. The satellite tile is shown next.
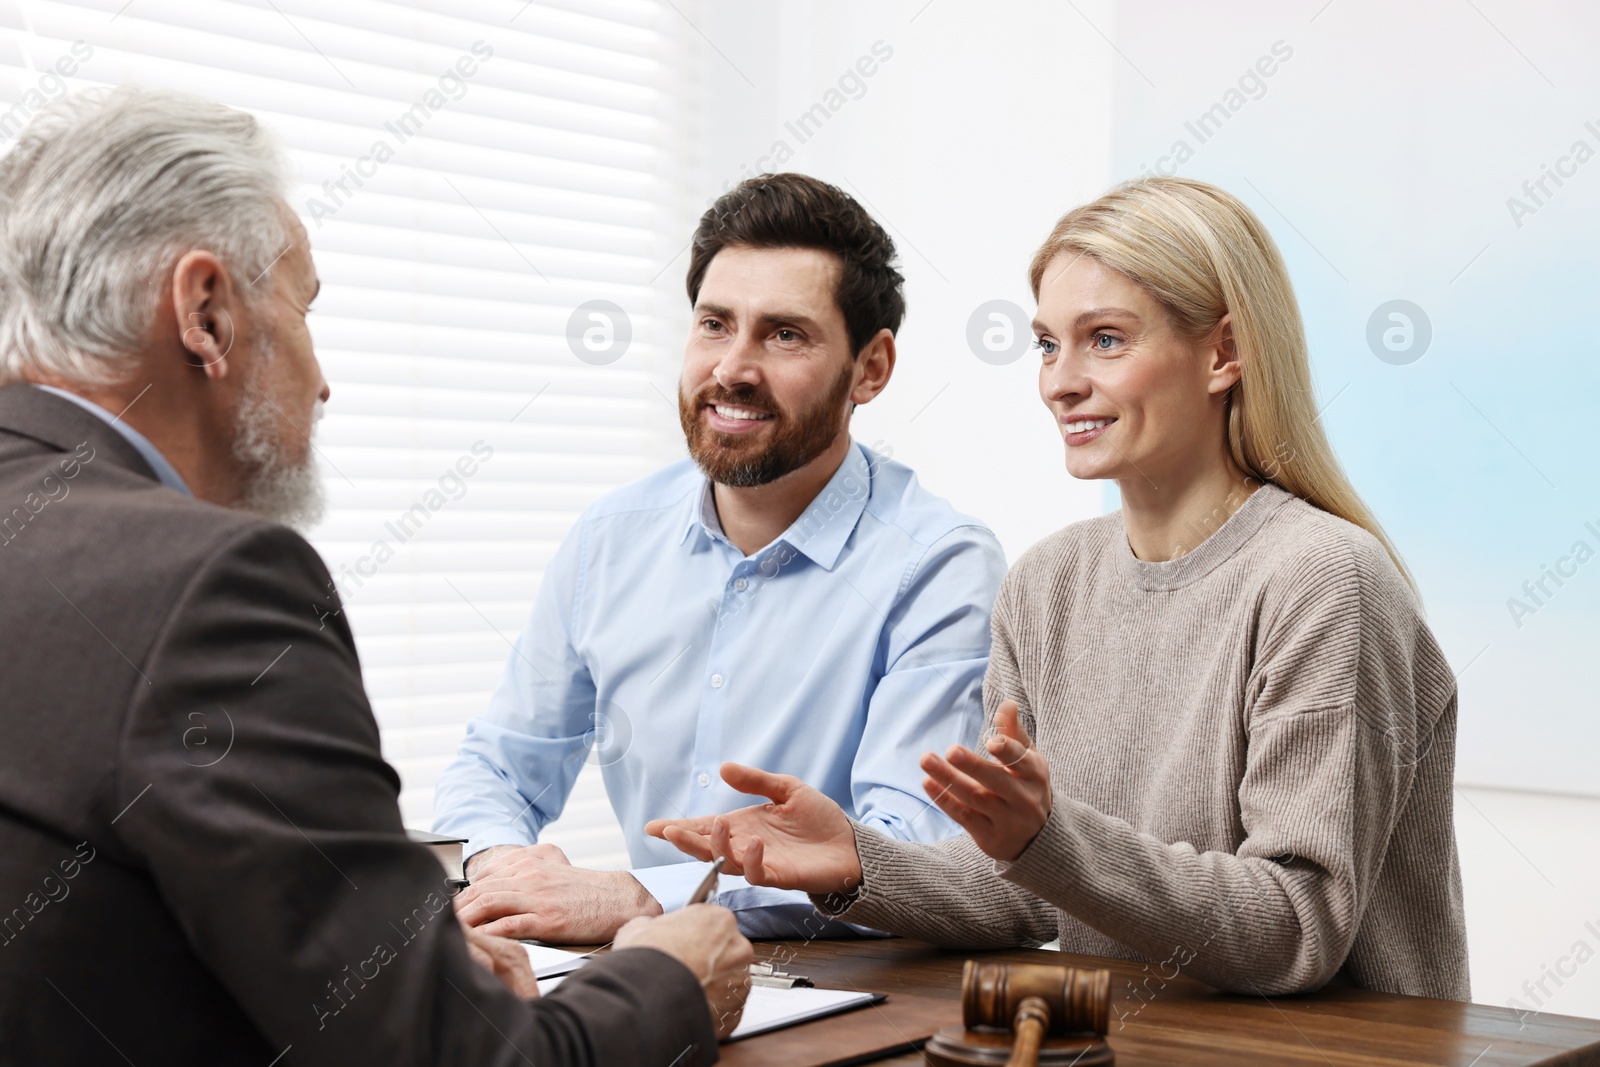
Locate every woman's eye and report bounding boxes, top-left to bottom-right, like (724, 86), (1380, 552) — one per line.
(1092, 331), (1119, 351)
(1033, 338), (1058, 356)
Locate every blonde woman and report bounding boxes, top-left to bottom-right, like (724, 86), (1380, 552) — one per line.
(647, 177), (1469, 1002)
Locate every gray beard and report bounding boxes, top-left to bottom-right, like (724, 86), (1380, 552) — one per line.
(231, 345), (326, 531)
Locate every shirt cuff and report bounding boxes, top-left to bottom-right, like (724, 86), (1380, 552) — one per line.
(456, 830), (536, 874)
(731, 900), (890, 940)
(634, 861), (888, 939)
(630, 861), (734, 912)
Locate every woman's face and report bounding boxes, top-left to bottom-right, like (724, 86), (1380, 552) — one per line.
(1032, 252), (1238, 488)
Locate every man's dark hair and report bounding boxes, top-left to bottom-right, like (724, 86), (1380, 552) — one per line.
(686, 173), (906, 357)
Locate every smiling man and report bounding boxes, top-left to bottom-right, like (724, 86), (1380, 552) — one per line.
(434, 173), (1006, 940)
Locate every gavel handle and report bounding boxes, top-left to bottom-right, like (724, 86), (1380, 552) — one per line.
(1006, 996), (1051, 1067)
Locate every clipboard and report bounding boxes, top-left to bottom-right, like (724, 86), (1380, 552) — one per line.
(717, 989), (955, 1067)
(727, 985), (886, 1040)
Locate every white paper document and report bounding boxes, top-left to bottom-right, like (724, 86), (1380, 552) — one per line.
(723, 984), (881, 1040)
(519, 943), (592, 980)
(536, 972), (880, 1041)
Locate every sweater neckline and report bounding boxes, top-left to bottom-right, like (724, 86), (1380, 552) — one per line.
(1114, 481), (1294, 592)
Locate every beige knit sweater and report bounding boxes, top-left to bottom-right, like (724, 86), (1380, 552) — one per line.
(819, 484), (1469, 1001)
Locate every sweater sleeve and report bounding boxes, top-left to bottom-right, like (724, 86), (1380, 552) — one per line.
(811, 572), (1057, 948)
(994, 532), (1445, 995)
(813, 827), (1058, 949)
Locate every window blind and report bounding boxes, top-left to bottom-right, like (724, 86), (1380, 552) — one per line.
(0, 0), (704, 869)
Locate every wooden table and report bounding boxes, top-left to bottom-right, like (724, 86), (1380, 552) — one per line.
(728, 937), (1600, 1066)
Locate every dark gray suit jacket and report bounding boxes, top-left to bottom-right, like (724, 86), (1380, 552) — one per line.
(0, 384), (717, 1066)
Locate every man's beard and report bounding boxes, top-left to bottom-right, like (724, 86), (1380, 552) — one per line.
(679, 360), (854, 488)
(231, 336), (326, 531)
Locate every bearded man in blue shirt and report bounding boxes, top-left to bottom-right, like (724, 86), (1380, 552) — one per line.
(436, 173), (1005, 941)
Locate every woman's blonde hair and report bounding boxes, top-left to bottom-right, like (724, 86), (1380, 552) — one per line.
(1029, 176), (1415, 594)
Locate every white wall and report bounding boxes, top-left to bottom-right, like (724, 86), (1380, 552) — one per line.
(1457, 786), (1600, 1021)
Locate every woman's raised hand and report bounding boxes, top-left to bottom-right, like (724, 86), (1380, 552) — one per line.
(644, 763), (863, 896)
(920, 700), (1053, 862)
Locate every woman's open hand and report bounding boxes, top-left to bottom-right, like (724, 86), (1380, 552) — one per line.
(920, 700), (1053, 862)
(645, 763), (863, 896)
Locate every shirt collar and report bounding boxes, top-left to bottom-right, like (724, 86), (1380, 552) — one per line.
(677, 441), (874, 572)
(32, 384), (192, 495)
(677, 480), (713, 547)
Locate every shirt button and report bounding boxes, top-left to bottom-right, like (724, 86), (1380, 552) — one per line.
(697, 772), (711, 788)
(733, 578), (748, 592)
(710, 674), (724, 689)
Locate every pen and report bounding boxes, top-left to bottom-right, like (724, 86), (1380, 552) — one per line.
(686, 856), (724, 906)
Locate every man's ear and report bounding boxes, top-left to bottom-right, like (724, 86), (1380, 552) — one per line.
(850, 328), (896, 407)
(1205, 313), (1240, 397)
(169, 250), (239, 380)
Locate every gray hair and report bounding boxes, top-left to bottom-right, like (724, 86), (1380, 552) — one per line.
(0, 87), (290, 386)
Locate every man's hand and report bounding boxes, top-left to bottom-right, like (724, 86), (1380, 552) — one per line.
(645, 763), (863, 896)
(615, 905), (753, 1040)
(454, 843), (662, 944)
(919, 699), (1053, 862)
(463, 844), (518, 881)
(462, 925), (540, 1000)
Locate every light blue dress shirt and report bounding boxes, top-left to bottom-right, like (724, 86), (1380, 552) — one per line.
(433, 439), (1006, 935)
(33, 384), (191, 494)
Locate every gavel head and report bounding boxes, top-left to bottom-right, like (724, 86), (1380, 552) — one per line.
(961, 961), (1110, 1037)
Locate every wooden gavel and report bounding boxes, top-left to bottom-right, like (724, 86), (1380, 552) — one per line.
(925, 961), (1112, 1067)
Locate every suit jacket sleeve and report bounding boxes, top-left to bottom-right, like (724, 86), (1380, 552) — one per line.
(110, 522), (718, 1066)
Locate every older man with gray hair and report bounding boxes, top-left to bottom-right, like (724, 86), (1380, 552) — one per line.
(0, 87), (749, 1066)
